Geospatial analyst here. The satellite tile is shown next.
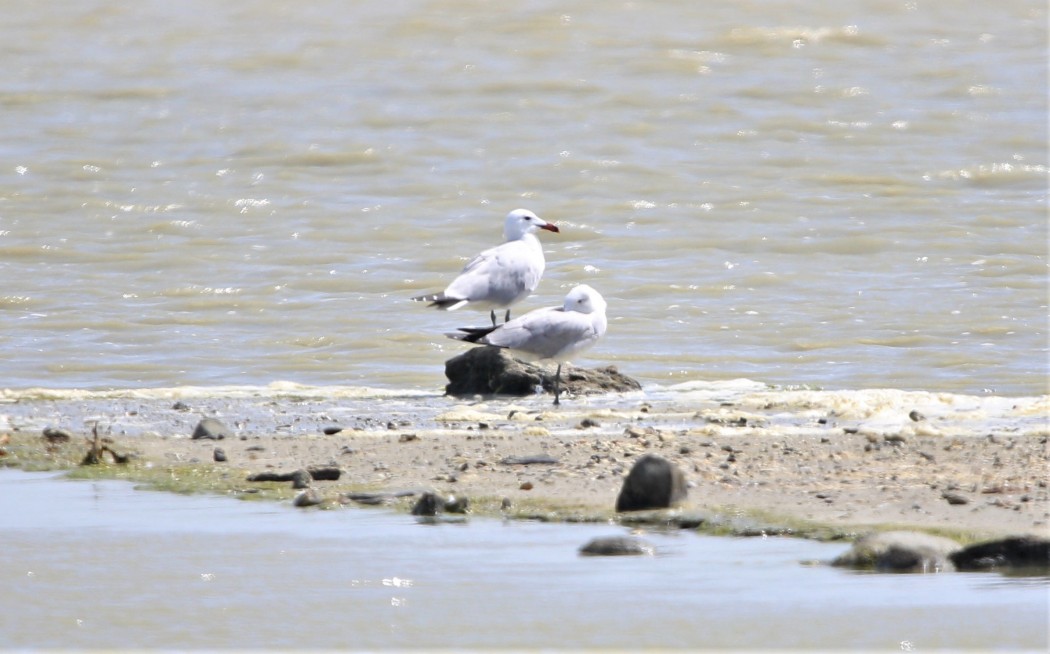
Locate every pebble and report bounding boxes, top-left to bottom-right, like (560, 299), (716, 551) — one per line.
(942, 491), (970, 505)
(293, 489), (323, 508)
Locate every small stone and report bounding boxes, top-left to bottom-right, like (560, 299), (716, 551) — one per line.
(444, 496), (470, 514)
(290, 469), (312, 489)
(519, 482), (534, 491)
(501, 454), (559, 465)
(399, 433), (419, 443)
(213, 448), (227, 463)
(322, 426), (343, 435)
(42, 427), (73, 444)
(172, 401), (191, 411)
(293, 488), (323, 508)
(950, 536), (1050, 572)
(577, 418), (601, 429)
(832, 531), (961, 573)
(192, 418), (231, 440)
(411, 492), (440, 517)
(307, 465), (341, 481)
(942, 491), (970, 505)
(909, 410), (926, 422)
(615, 454), (688, 512)
(579, 535), (655, 557)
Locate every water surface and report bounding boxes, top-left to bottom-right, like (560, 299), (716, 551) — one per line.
(1, 0), (1046, 395)
(2, 469), (1047, 650)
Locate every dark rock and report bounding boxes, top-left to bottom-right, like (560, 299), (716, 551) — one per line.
(411, 492), (441, 517)
(42, 427), (73, 444)
(191, 417), (231, 440)
(345, 490), (417, 506)
(444, 346), (640, 398)
(293, 488), (323, 508)
(831, 531), (961, 573)
(579, 535), (655, 556)
(949, 536), (1050, 573)
(306, 465), (341, 481)
(942, 491), (970, 505)
(501, 454), (559, 465)
(172, 401), (191, 411)
(444, 495), (470, 514)
(322, 426), (343, 435)
(213, 447), (227, 463)
(247, 467), (339, 485)
(615, 454), (688, 512)
(290, 469), (312, 489)
(247, 471), (289, 482)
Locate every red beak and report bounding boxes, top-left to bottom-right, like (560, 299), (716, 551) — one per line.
(540, 223), (560, 233)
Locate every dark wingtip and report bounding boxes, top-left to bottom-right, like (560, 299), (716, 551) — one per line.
(449, 325), (497, 344)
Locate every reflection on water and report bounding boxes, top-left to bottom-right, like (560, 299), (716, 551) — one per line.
(2, 470), (1046, 650)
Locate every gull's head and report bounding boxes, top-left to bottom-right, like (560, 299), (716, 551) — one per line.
(562, 284), (606, 315)
(504, 208), (559, 241)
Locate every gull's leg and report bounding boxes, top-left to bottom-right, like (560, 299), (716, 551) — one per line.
(489, 309), (497, 327)
(552, 363), (562, 406)
(504, 309), (511, 324)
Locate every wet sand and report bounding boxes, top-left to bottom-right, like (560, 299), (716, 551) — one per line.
(3, 386), (1047, 540)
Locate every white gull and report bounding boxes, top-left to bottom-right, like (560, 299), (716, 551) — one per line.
(412, 208), (559, 325)
(446, 284), (607, 405)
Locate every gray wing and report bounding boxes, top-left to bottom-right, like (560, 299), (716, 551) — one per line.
(482, 308), (600, 360)
(443, 240), (542, 306)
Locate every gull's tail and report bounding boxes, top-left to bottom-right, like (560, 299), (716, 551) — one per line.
(411, 293), (468, 311)
(445, 325), (498, 344)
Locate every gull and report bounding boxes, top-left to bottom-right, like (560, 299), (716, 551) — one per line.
(412, 208), (559, 326)
(447, 284), (608, 405)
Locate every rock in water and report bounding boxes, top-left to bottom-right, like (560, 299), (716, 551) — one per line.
(615, 454), (688, 512)
(444, 346), (640, 398)
(949, 536), (1050, 573)
(831, 531), (962, 573)
(579, 535), (655, 556)
(411, 492), (441, 517)
(191, 417), (232, 440)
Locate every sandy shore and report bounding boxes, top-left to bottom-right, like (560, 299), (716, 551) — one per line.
(3, 386), (1047, 540)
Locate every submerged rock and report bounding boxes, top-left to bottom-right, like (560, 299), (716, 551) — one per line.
(615, 454), (688, 512)
(444, 346), (640, 399)
(831, 531), (961, 573)
(579, 535), (655, 557)
(949, 536), (1050, 573)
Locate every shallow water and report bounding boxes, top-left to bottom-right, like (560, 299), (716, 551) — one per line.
(2, 469), (1047, 651)
(1, 0), (1046, 396)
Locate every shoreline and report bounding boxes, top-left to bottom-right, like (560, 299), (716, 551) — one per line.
(2, 384), (1047, 543)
